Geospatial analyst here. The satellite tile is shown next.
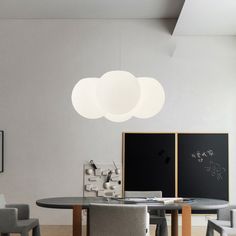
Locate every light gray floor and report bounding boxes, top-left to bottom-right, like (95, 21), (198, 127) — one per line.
(11, 225), (218, 236)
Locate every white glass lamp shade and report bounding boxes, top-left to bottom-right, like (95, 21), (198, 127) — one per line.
(96, 71), (141, 115)
(134, 77), (165, 118)
(71, 78), (103, 119)
(71, 71), (165, 122)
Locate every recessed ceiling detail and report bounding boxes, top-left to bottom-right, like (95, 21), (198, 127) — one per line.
(0, 0), (184, 19)
(174, 0), (236, 35)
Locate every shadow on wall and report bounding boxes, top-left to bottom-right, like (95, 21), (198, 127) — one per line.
(157, 0), (185, 34)
(159, 20), (178, 35)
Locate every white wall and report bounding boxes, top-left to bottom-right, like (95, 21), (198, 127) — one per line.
(0, 19), (236, 225)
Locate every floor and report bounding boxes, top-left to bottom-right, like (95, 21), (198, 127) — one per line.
(21, 225), (219, 236)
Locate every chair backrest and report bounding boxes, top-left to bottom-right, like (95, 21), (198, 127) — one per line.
(218, 205), (236, 221)
(89, 204), (149, 236)
(0, 194), (6, 208)
(0, 208), (17, 230)
(125, 191), (162, 198)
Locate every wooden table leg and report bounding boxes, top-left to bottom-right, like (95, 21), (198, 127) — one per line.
(182, 205), (191, 236)
(87, 209), (90, 236)
(73, 205), (82, 236)
(171, 209), (179, 236)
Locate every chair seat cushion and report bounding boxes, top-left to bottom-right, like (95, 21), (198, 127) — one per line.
(14, 219), (39, 232)
(210, 219), (231, 227)
(208, 219), (231, 234)
(222, 227), (236, 236)
(209, 219), (236, 236)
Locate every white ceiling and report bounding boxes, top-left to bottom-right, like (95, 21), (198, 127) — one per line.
(0, 0), (185, 19)
(0, 0), (235, 35)
(174, 0), (236, 35)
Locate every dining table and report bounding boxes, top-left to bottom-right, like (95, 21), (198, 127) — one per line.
(36, 197), (228, 236)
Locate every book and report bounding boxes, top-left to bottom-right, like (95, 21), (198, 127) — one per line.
(151, 197), (183, 204)
(111, 197), (188, 204)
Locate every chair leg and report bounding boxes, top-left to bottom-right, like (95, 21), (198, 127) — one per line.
(33, 225), (41, 236)
(159, 220), (168, 236)
(155, 220), (168, 236)
(206, 224), (214, 236)
(155, 224), (160, 236)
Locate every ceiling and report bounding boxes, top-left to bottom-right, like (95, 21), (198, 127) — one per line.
(174, 0), (236, 35)
(0, 0), (185, 19)
(0, 0), (235, 35)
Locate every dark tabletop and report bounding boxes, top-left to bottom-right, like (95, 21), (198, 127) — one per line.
(36, 197), (229, 211)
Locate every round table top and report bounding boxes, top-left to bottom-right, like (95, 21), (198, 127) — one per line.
(36, 197), (229, 211)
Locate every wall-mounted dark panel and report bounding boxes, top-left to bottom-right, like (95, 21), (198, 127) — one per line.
(178, 133), (228, 201)
(123, 133), (176, 197)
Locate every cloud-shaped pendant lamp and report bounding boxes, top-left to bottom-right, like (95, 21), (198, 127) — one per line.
(71, 71), (165, 122)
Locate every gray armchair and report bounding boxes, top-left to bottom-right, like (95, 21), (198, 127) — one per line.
(89, 203), (150, 236)
(125, 191), (168, 236)
(0, 195), (40, 236)
(206, 205), (236, 236)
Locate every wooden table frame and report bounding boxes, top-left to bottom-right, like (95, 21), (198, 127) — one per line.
(72, 204), (192, 236)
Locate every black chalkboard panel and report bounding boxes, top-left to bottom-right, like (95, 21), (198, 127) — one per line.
(178, 133), (228, 201)
(124, 133), (176, 197)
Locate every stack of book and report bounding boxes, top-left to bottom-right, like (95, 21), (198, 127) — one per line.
(113, 197), (192, 204)
(151, 197), (184, 204)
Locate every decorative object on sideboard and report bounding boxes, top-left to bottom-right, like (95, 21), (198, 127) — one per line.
(71, 70), (165, 122)
(84, 160), (122, 197)
(0, 130), (4, 173)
